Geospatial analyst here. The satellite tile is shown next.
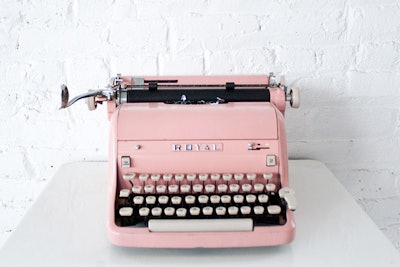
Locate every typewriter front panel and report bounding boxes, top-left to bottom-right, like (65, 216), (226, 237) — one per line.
(108, 101), (295, 248)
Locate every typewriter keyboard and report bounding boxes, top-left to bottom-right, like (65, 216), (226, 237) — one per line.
(116, 173), (296, 231)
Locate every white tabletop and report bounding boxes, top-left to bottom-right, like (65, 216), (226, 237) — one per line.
(0, 160), (399, 267)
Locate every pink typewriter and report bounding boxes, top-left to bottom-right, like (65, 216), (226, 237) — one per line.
(60, 73), (300, 248)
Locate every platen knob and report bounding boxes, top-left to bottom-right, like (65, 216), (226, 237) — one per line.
(289, 88), (300, 108)
(85, 89), (97, 111)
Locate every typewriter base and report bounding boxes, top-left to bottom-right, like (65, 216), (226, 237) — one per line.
(107, 211), (295, 248)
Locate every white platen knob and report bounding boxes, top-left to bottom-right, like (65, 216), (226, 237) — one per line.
(290, 88), (300, 108)
(85, 90), (97, 111)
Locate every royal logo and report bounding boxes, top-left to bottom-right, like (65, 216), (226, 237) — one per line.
(172, 143), (223, 152)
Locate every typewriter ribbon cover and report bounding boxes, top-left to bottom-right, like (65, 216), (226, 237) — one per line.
(60, 73), (300, 248)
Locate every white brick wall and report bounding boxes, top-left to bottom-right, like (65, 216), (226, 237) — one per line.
(1, 0), (399, 250)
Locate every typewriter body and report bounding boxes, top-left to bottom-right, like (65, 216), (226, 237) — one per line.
(61, 73), (300, 248)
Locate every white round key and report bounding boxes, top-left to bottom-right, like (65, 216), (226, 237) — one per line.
(210, 195), (221, 204)
(187, 174), (196, 181)
(228, 206), (239, 215)
(222, 173), (232, 181)
(267, 205), (281, 215)
(132, 185), (142, 194)
(192, 184), (203, 193)
(215, 206), (226, 215)
(254, 183), (264, 192)
(199, 174), (208, 181)
(151, 174), (161, 181)
(164, 207), (175, 216)
(139, 207), (150, 216)
(156, 185), (166, 193)
(233, 195), (244, 204)
(234, 173), (244, 181)
(168, 184), (179, 193)
(119, 189), (130, 198)
(123, 173), (136, 181)
(119, 207), (133, 216)
(279, 187), (295, 198)
(258, 194), (269, 203)
(217, 184), (228, 193)
(158, 195), (169, 204)
(180, 184), (191, 193)
(185, 195), (196, 204)
(190, 207), (201, 216)
(163, 174), (173, 181)
(254, 205), (265, 215)
(198, 195), (209, 204)
(229, 184), (240, 192)
(133, 196), (144, 204)
(211, 174), (220, 181)
(139, 173), (149, 181)
(266, 183), (276, 192)
(202, 206), (213, 216)
(246, 173), (257, 180)
(171, 196), (182, 205)
(146, 196), (156, 205)
(151, 207), (162, 216)
(221, 195), (231, 204)
(144, 185), (154, 193)
(246, 194), (257, 203)
(240, 206), (251, 215)
(242, 183), (252, 192)
(176, 208), (187, 217)
(205, 184), (215, 193)
(263, 173), (273, 180)
(175, 174), (184, 181)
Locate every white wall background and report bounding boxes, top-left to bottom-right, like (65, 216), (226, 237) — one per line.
(0, 0), (399, 251)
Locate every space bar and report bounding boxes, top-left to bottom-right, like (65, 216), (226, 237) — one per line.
(148, 218), (253, 232)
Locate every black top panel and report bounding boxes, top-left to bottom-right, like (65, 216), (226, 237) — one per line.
(125, 89), (271, 104)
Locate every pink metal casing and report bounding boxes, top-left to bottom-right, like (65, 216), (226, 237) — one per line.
(107, 75), (295, 247)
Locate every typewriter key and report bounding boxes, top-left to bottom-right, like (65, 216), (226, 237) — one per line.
(267, 205), (281, 215)
(266, 183), (276, 192)
(151, 207), (162, 216)
(176, 208), (187, 217)
(253, 206), (265, 215)
(158, 195), (169, 204)
(240, 206), (251, 215)
(202, 206), (213, 216)
(171, 196), (182, 205)
(133, 196), (144, 205)
(190, 207), (201, 216)
(119, 207), (133, 217)
(246, 194), (257, 203)
(139, 207), (150, 216)
(146, 196), (156, 205)
(258, 194), (269, 203)
(221, 195), (231, 204)
(215, 206), (226, 216)
(198, 195), (209, 204)
(185, 195), (196, 204)
(164, 207), (175, 216)
(119, 189), (130, 198)
(228, 206), (239, 215)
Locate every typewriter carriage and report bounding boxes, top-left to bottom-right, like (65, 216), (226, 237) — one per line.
(60, 73), (300, 117)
